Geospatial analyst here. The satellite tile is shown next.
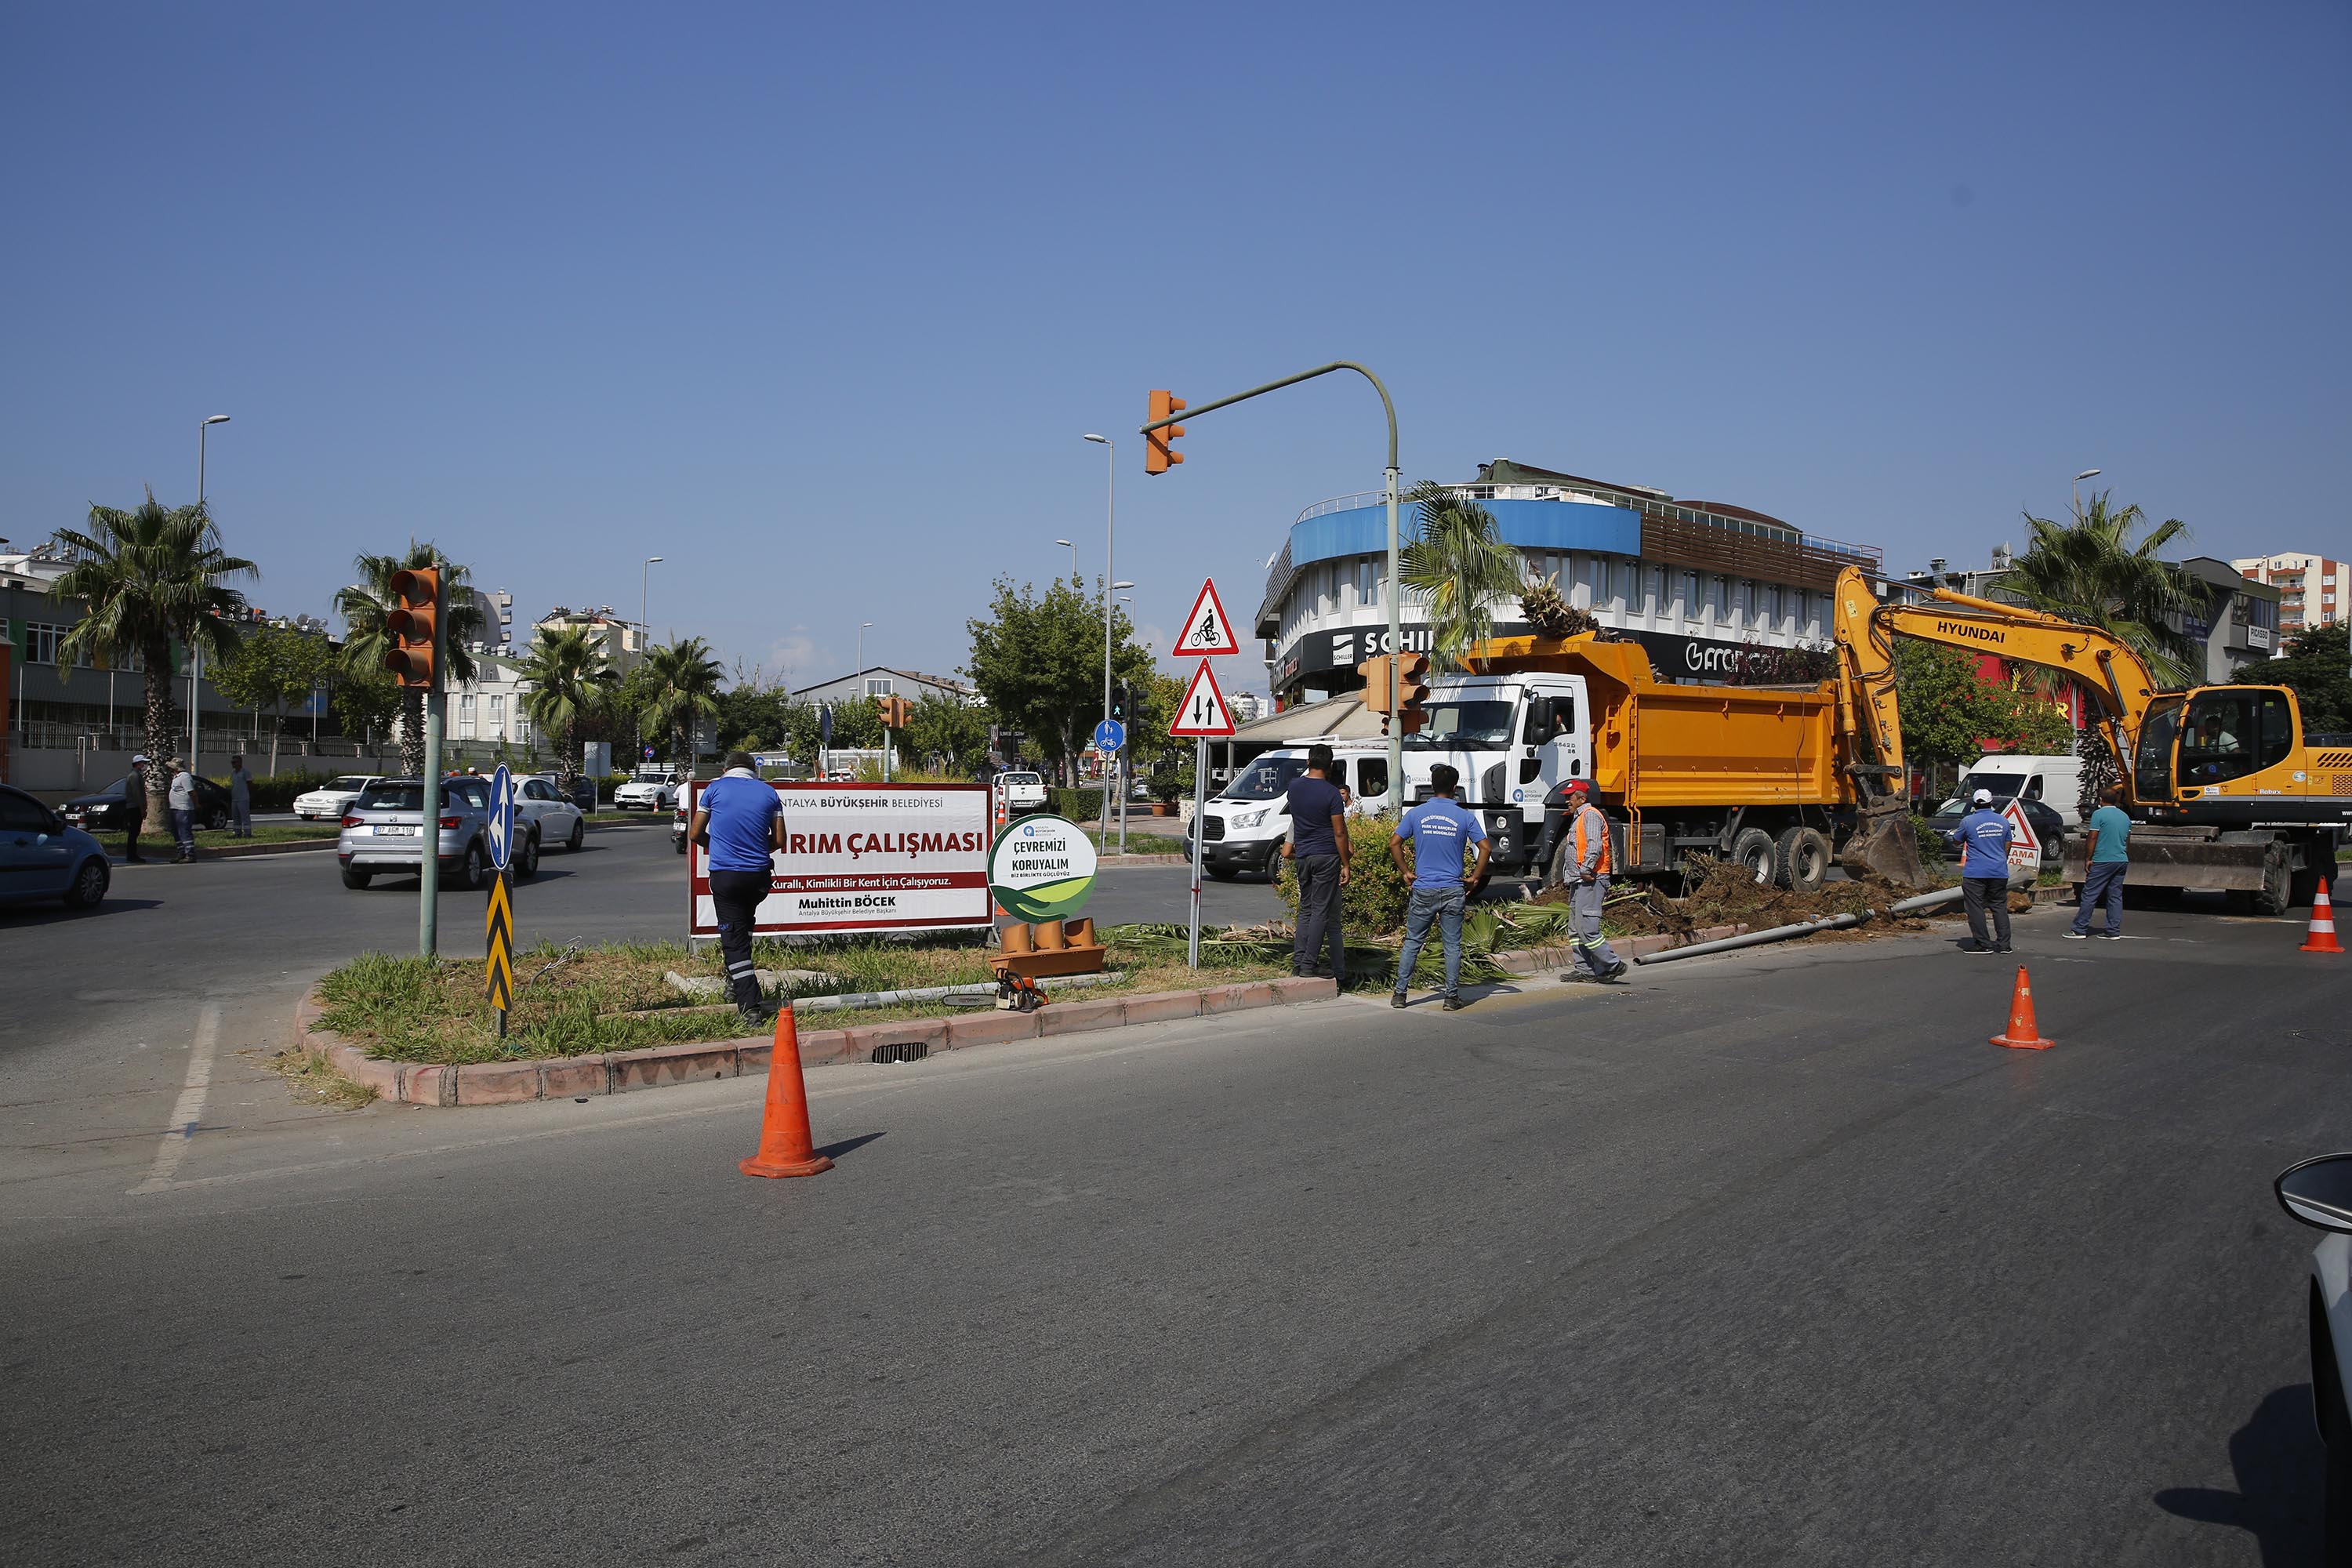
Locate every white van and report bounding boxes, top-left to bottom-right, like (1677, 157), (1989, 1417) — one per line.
(1955, 753), (2086, 828)
(1191, 742), (1392, 880)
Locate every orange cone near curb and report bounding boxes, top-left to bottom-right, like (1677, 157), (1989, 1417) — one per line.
(2302, 882), (2343, 955)
(1990, 965), (2053, 1051)
(740, 1003), (833, 1179)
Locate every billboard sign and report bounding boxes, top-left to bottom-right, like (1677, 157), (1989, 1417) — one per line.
(685, 781), (993, 938)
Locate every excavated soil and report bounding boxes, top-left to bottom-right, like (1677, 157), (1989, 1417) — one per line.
(1537, 859), (2014, 940)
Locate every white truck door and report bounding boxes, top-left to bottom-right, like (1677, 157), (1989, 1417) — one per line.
(1514, 679), (1589, 814)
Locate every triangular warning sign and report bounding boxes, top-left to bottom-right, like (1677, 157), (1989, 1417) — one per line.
(1167, 659), (1238, 737)
(1174, 579), (1241, 657)
(2000, 797), (2042, 871)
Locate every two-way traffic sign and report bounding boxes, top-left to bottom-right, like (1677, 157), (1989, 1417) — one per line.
(1168, 660), (1237, 738)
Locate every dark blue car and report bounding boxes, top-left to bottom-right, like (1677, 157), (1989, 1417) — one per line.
(0, 784), (111, 910)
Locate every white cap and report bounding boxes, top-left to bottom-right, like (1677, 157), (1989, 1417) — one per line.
(132, 753), (149, 764)
(1972, 788), (1993, 806)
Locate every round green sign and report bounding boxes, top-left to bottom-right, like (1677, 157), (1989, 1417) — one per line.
(988, 814), (1099, 923)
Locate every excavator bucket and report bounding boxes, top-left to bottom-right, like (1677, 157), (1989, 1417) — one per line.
(1840, 806), (1931, 889)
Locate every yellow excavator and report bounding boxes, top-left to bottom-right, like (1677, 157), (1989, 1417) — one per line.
(1831, 565), (2347, 913)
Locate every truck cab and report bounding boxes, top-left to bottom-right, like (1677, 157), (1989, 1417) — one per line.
(1399, 673), (1592, 875)
(1191, 743), (1392, 880)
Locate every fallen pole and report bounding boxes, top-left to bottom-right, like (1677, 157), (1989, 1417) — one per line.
(1888, 884), (1968, 915)
(1635, 910), (1870, 965)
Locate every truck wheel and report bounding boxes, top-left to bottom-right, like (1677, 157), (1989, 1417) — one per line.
(1775, 826), (1831, 893)
(1730, 828), (1777, 886)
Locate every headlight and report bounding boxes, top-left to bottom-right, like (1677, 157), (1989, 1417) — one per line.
(1232, 808), (1269, 829)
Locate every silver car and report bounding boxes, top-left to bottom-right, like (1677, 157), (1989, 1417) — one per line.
(336, 775), (535, 891)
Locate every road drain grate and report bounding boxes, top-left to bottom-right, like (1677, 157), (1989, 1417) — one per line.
(870, 1040), (928, 1065)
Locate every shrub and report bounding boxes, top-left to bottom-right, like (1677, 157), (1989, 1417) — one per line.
(243, 770), (333, 811)
(1045, 786), (1109, 822)
(1910, 811), (1948, 865)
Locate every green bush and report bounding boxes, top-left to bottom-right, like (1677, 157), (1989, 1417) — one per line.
(1276, 815), (1477, 937)
(1044, 786), (1109, 822)
(1910, 811), (1948, 865)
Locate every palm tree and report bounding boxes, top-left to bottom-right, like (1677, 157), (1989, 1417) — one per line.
(2007, 492), (2207, 688)
(334, 546), (486, 775)
(49, 492), (256, 826)
(641, 637), (725, 770)
(1399, 481), (1523, 671)
(516, 626), (616, 791)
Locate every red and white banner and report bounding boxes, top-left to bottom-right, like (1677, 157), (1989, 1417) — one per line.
(685, 781), (993, 938)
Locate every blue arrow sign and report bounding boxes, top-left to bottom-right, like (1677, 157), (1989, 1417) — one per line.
(487, 764), (515, 872)
(1093, 717), (1126, 753)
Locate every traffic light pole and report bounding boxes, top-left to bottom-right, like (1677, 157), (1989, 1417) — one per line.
(417, 593), (445, 959)
(1141, 360), (1402, 811)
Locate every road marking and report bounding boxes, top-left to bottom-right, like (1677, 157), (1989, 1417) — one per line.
(130, 1003), (221, 1196)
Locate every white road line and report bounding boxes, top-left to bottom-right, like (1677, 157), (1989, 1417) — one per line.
(130, 1003), (221, 1196)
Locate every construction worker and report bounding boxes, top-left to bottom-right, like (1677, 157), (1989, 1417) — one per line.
(2067, 783), (2131, 941)
(691, 750), (786, 1030)
(1555, 779), (1628, 982)
(1389, 763), (1490, 1009)
(1951, 786), (2015, 954)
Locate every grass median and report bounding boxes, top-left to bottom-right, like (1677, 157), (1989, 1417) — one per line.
(310, 933), (1295, 1065)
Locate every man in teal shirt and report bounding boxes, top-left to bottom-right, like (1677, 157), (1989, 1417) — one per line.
(2067, 784), (2132, 939)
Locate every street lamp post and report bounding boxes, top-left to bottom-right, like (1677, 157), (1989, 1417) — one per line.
(192, 415), (231, 767)
(1083, 434), (1117, 850)
(1054, 539), (1077, 581)
(2074, 468), (2101, 514)
(637, 556), (662, 768)
(858, 622), (873, 673)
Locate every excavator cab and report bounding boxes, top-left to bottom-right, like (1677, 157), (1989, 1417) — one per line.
(2135, 685), (2311, 825)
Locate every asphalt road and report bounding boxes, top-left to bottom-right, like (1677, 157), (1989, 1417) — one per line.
(5, 851), (2343, 1564)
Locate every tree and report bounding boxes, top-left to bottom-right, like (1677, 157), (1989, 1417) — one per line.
(49, 492), (256, 824)
(964, 574), (1154, 783)
(640, 637), (724, 770)
(333, 545), (487, 775)
(1895, 641), (2077, 792)
(2008, 491), (2206, 689)
(516, 626), (617, 791)
(1399, 481), (1522, 672)
(2235, 621), (2352, 735)
(211, 622), (336, 774)
(332, 668), (404, 753)
(902, 693), (993, 775)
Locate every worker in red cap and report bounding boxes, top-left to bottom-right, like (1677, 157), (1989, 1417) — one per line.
(1559, 779), (1627, 982)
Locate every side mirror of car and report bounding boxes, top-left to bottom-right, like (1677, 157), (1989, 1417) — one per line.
(2277, 1155), (2352, 1234)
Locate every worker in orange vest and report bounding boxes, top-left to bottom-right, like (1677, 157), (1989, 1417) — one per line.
(1559, 779), (1627, 982)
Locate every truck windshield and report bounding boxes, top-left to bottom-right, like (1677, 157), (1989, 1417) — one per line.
(1403, 700), (1515, 749)
(1221, 757), (1309, 801)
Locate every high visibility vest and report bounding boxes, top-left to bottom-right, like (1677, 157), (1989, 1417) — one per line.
(1572, 804), (1612, 876)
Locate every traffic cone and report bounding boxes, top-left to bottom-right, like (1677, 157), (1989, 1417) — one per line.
(739, 1003), (833, 1179)
(1990, 965), (2053, 1051)
(2302, 882), (2343, 955)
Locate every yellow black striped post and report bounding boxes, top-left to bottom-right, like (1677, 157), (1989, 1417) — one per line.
(485, 869), (514, 1035)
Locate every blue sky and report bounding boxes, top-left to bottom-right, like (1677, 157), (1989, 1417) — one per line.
(4, 2), (2345, 697)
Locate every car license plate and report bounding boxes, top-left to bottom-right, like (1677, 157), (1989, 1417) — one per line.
(378, 824), (419, 836)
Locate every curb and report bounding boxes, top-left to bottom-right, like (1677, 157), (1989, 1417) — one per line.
(151, 837), (340, 862)
(293, 975), (1342, 1108)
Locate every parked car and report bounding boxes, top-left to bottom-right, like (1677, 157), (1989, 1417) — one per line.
(998, 770), (1047, 815)
(0, 784), (111, 910)
(1923, 792), (2065, 866)
(2274, 1155), (2352, 1541)
(59, 773), (231, 834)
(337, 775), (532, 890)
(293, 775), (383, 821)
(514, 774), (588, 852)
(613, 772), (679, 811)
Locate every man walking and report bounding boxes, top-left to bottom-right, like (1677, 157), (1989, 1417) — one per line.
(2067, 784), (2132, 941)
(1555, 779), (1628, 982)
(1952, 787), (2014, 954)
(122, 754), (149, 863)
(167, 757), (198, 862)
(1283, 744), (1350, 981)
(228, 754), (254, 838)
(691, 750), (785, 1031)
(1389, 764), (1490, 1011)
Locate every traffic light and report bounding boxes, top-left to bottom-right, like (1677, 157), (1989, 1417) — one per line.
(1357, 654), (1393, 713)
(1112, 681), (1130, 722)
(1144, 390), (1186, 474)
(1396, 652), (1430, 735)
(876, 695), (912, 729)
(383, 567), (441, 688)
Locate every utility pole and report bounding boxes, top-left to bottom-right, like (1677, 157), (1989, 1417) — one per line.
(1083, 434), (1116, 850)
(193, 415), (231, 767)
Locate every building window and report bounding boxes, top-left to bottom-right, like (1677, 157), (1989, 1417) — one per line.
(1610, 560), (1635, 610)
(866, 677), (894, 696)
(24, 623), (70, 666)
(488, 695), (506, 739)
(457, 694), (477, 740)
(1679, 571), (1699, 617)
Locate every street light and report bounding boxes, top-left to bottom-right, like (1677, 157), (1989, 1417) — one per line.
(192, 415), (232, 764)
(633, 556), (662, 765)
(1054, 538), (1077, 579)
(2074, 468), (2101, 514)
(1083, 433), (1117, 849)
(858, 622), (873, 672)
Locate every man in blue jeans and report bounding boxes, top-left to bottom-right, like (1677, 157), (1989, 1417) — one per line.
(1388, 764), (1491, 1011)
(2067, 783), (2132, 940)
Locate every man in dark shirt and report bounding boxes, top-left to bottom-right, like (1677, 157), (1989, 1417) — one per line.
(1283, 744), (1351, 981)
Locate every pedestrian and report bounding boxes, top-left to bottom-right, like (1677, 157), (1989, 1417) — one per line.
(2067, 783), (2131, 941)
(122, 754), (149, 863)
(1951, 787), (2014, 954)
(229, 754), (253, 838)
(691, 750), (785, 1031)
(1282, 743), (1351, 982)
(1554, 778), (1628, 983)
(1388, 763), (1490, 1011)
(166, 756), (198, 862)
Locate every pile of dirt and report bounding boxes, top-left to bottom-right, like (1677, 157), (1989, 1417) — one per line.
(1536, 858), (1980, 939)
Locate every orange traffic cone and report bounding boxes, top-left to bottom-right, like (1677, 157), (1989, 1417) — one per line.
(740, 1003), (833, 1179)
(1990, 965), (2053, 1051)
(2303, 882), (2343, 954)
